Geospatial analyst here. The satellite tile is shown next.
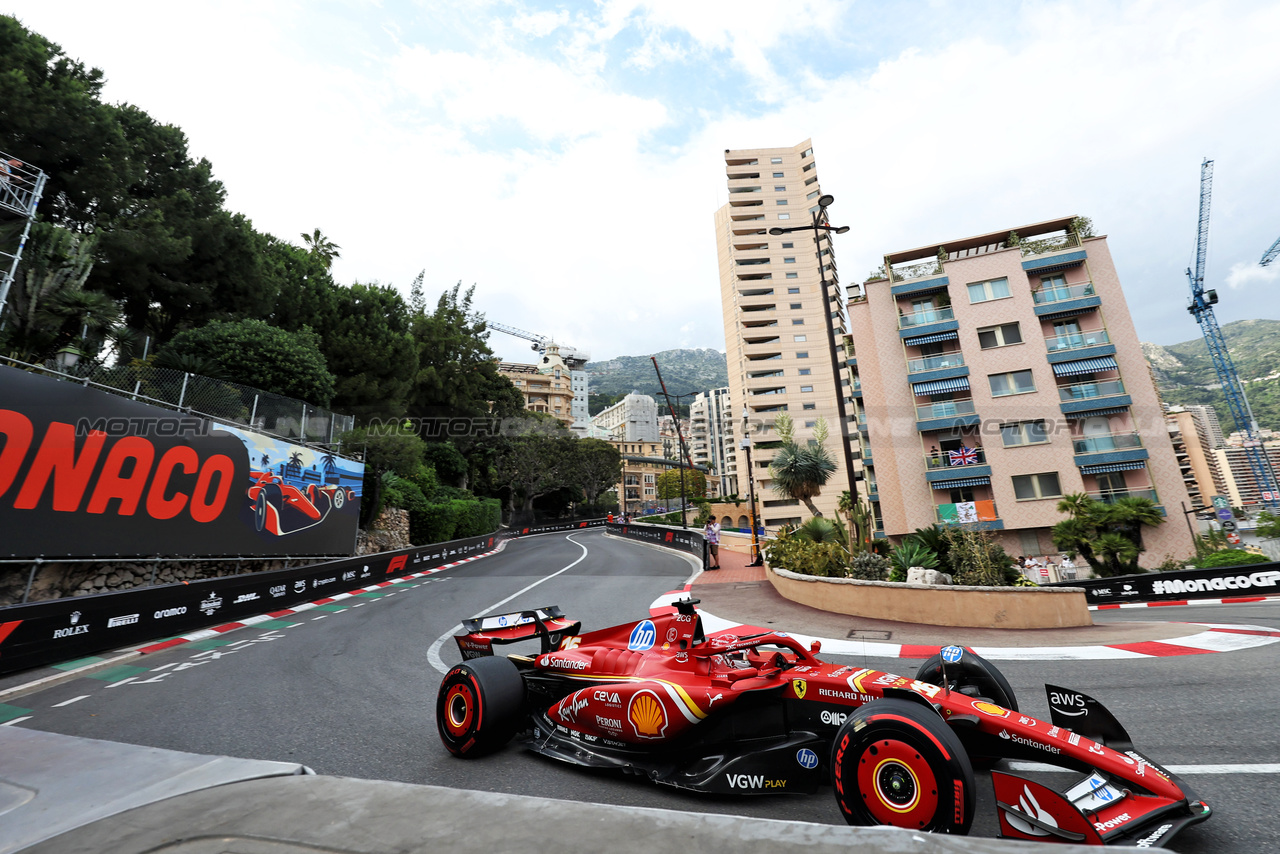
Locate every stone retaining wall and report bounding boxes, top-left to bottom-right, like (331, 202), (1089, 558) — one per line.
(766, 565), (1092, 629)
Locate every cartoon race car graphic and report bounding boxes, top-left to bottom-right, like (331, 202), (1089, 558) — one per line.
(436, 597), (1210, 848)
(247, 469), (356, 536)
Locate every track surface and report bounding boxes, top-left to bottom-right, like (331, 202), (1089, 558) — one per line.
(5, 529), (1279, 852)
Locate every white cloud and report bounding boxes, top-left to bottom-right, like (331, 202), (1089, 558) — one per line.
(1225, 261), (1280, 290)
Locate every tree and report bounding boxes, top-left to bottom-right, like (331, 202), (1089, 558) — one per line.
(1051, 493), (1165, 577)
(567, 438), (622, 509)
(422, 441), (469, 487)
(657, 467), (707, 501)
(1256, 511), (1280, 540)
(340, 424), (425, 478)
(490, 424), (575, 523)
(300, 228), (340, 269)
(322, 282), (418, 421)
(768, 413), (836, 517)
(160, 319), (336, 406)
(1, 222), (103, 361)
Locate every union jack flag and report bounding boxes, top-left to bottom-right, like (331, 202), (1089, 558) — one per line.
(948, 446), (979, 466)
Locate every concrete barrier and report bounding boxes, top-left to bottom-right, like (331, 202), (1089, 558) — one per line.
(767, 566), (1092, 629)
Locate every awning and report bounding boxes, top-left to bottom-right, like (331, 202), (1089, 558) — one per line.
(1064, 406), (1130, 419)
(1052, 356), (1118, 377)
(1080, 460), (1147, 475)
(903, 330), (960, 346)
(931, 476), (992, 488)
(912, 376), (971, 395)
(1037, 305), (1098, 323)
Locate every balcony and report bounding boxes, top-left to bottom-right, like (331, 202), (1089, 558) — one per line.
(925, 447), (992, 487)
(915, 398), (980, 432)
(1032, 281), (1101, 319)
(935, 500), (1002, 529)
(897, 306), (958, 341)
(907, 351), (965, 373)
(889, 260), (944, 283)
(1072, 431), (1149, 469)
(1019, 231), (1081, 257)
(1085, 488), (1160, 505)
(1057, 379), (1130, 415)
(1045, 329), (1110, 352)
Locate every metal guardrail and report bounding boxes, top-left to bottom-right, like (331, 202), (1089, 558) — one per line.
(1, 356), (354, 449)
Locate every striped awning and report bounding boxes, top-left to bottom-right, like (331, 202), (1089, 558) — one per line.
(1080, 460), (1147, 475)
(912, 376), (971, 395)
(1038, 305), (1098, 322)
(932, 476), (992, 488)
(903, 330), (960, 346)
(1053, 356), (1118, 377)
(1065, 406), (1130, 419)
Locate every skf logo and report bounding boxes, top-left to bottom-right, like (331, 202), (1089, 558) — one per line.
(792, 678), (807, 699)
(386, 555), (407, 575)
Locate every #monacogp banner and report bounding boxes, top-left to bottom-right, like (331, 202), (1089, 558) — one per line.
(0, 367), (363, 558)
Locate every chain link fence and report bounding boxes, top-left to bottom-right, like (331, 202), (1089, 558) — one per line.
(3, 356), (354, 449)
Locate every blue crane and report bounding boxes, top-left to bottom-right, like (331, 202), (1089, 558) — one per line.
(1186, 159), (1280, 507)
(1261, 235), (1280, 266)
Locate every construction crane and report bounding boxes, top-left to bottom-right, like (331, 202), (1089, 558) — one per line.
(486, 321), (589, 370)
(1261, 235), (1280, 267)
(1185, 159), (1280, 507)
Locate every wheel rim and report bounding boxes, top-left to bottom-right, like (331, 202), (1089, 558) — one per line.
(857, 739), (939, 827)
(444, 683), (477, 738)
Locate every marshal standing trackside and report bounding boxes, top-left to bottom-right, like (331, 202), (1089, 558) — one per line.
(435, 596), (1210, 848)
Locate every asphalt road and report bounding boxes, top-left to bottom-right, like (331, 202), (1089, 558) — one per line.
(6, 529), (1279, 853)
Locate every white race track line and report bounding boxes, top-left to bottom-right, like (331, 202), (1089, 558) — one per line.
(426, 532), (591, 675)
(1010, 761), (1280, 775)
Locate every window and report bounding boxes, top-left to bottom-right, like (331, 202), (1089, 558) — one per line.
(792, 318), (805, 325)
(782, 242), (794, 248)
(796, 351), (809, 358)
(778, 213), (790, 220)
(802, 403), (816, 410)
(805, 420), (816, 427)
(790, 303), (802, 309)
(771, 157), (783, 163)
(978, 322), (1022, 349)
(776, 199), (788, 205)
(1001, 420), (1049, 447)
(786, 272), (798, 279)
(989, 370), (1036, 396)
(784, 257), (796, 263)
(1013, 472), (1062, 500)
(799, 368), (811, 375)
(774, 186), (786, 192)
(800, 147), (813, 158)
(801, 386), (814, 393)
(788, 287), (800, 293)
(794, 335), (807, 342)
(773, 172), (784, 178)
(967, 277), (1011, 303)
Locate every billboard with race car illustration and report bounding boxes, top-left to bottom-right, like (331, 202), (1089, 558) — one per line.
(0, 366), (362, 558)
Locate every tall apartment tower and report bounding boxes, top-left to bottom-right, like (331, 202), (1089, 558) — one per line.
(714, 140), (857, 529)
(690, 387), (738, 497)
(846, 217), (1195, 563)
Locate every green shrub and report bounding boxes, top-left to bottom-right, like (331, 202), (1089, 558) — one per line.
(1193, 550), (1272, 568)
(412, 502), (460, 544)
(765, 533), (847, 578)
(848, 551), (891, 581)
(890, 541), (939, 577)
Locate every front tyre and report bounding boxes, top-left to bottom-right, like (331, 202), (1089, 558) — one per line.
(437, 656), (525, 758)
(831, 698), (975, 834)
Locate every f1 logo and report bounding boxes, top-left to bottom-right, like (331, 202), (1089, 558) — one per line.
(386, 555), (407, 575)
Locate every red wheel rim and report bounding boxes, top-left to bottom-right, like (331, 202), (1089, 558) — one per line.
(444, 682), (476, 737)
(856, 738), (939, 827)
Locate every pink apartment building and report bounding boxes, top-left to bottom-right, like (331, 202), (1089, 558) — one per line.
(847, 218), (1195, 565)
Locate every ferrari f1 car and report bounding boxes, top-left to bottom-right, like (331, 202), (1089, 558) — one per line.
(436, 597), (1210, 848)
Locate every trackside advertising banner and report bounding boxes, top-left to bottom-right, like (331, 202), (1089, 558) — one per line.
(607, 522), (705, 561)
(0, 367), (363, 558)
(0, 533), (499, 675)
(507, 518), (605, 537)
(1048, 561), (1280, 605)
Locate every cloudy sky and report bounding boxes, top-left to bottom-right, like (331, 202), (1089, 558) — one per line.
(8, 0), (1280, 361)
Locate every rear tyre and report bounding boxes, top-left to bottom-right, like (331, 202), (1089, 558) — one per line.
(915, 648), (1018, 712)
(437, 656), (526, 758)
(831, 698), (975, 834)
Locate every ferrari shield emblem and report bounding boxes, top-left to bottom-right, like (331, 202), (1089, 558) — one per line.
(792, 678), (807, 699)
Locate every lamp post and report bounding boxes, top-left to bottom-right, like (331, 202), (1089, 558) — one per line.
(769, 194), (858, 504)
(740, 406), (764, 567)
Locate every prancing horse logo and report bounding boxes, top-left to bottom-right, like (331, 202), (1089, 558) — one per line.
(792, 678), (807, 699)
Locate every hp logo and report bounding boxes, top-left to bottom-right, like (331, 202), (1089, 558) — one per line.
(941, 645), (964, 664)
(796, 748), (819, 769)
(628, 620), (656, 651)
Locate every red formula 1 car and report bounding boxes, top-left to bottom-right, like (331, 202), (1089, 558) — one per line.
(436, 598), (1210, 848)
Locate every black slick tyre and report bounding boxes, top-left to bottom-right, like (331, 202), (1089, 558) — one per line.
(915, 648), (1018, 712)
(437, 656), (526, 758)
(831, 698), (975, 834)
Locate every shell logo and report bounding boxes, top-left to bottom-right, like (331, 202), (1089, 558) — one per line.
(973, 701), (1011, 718)
(628, 689), (668, 739)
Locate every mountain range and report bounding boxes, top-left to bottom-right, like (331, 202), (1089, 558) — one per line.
(584, 348), (728, 414)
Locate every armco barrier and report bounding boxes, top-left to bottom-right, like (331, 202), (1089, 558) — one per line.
(0, 517), (608, 676)
(1046, 560), (1280, 605)
(607, 522), (705, 565)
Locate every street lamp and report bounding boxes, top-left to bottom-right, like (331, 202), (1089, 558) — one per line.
(768, 194), (859, 505)
(740, 406), (764, 567)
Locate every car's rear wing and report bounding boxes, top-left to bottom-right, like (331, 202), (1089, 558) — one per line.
(454, 606), (581, 660)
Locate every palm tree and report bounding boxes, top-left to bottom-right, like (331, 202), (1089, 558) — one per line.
(301, 228), (341, 269)
(1102, 496), (1165, 553)
(768, 414), (836, 518)
(288, 451), (304, 476)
